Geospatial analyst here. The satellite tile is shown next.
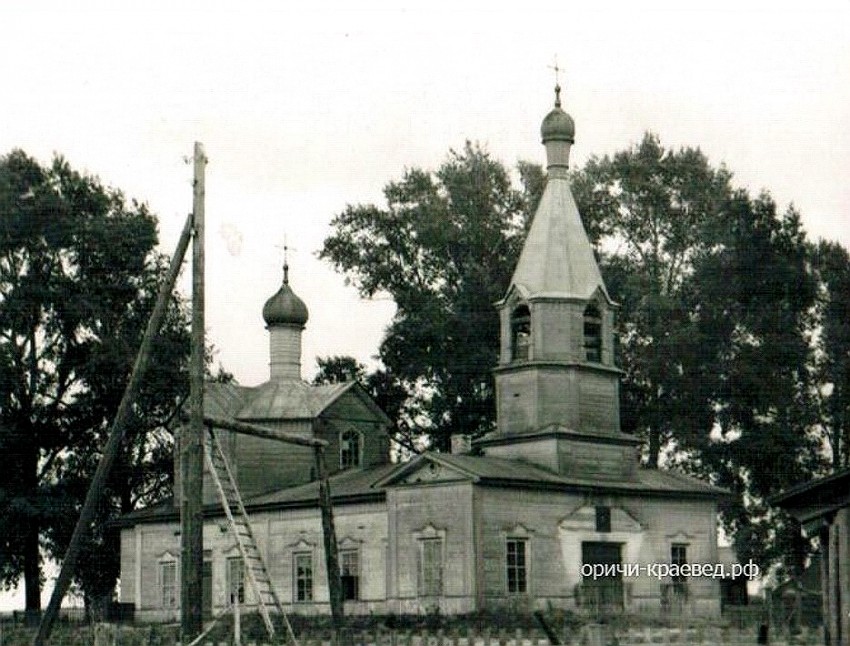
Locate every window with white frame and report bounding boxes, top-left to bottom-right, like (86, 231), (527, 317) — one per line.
(418, 538), (443, 597)
(340, 429), (362, 469)
(159, 559), (178, 609)
(506, 538), (528, 593)
(294, 552), (313, 602)
(226, 556), (245, 605)
(340, 549), (360, 601)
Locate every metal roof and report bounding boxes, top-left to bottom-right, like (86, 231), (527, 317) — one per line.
(507, 174), (610, 303)
(380, 453), (727, 498)
(202, 380), (355, 421)
(116, 451), (724, 527)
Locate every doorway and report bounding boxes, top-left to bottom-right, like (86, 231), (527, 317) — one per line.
(581, 541), (624, 611)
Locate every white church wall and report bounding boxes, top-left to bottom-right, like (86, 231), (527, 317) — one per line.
(386, 482), (477, 615)
(119, 501), (390, 621)
(475, 486), (721, 617)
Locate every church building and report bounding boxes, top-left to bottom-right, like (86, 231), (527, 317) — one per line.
(117, 88), (726, 621)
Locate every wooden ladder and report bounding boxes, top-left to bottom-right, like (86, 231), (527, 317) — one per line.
(203, 427), (298, 644)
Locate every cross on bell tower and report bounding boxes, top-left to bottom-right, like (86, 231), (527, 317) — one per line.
(475, 85), (639, 481)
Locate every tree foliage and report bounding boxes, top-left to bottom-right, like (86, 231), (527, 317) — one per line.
(320, 142), (543, 451)
(812, 240), (850, 468)
(572, 135), (821, 571)
(0, 150), (190, 614)
(571, 133), (735, 465)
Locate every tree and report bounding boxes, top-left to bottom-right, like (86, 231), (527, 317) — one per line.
(572, 135), (822, 570)
(682, 191), (820, 573)
(319, 142), (542, 451)
(0, 150), (190, 616)
(571, 132), (734, 466)
(812, 240), (850, 469)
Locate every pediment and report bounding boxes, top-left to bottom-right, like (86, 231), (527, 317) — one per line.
(399, 459), (470, 485)
(286, 537), (315, 551)
(588, 284), (616, 308)
(496, 283), (531, 308)
(338, 536), (364, 551)
(559, 505), (643, 533)
(374, 455), (476, 488)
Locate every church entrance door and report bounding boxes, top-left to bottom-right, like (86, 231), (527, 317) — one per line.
(581, 541), (624, 611)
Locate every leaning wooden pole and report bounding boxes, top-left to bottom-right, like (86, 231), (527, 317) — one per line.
(181, 142), (206, 641)
(33, 213), (194, 646)
(314, 446), (343, 638)
(204, 415), (327, 447)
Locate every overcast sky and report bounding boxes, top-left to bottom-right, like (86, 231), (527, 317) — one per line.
(1, 0), (849, 612)
(2, 1), (849, 389)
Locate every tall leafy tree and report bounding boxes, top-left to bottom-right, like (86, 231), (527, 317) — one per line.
(683, 191), (820, 572)
(0, 150), (190, 616)
(812, 240), (850, 469)
(572, 135), (821, 569)
(320, 142), (542, 451)
(571, 133), (734, 466)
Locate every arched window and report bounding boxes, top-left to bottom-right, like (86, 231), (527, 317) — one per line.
(583, 303), (602, 363)
(511, 304), (531, 361)
(340, 429), (362, 469)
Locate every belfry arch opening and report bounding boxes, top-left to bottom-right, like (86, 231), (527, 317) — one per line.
(511, 304), (531, 361)
(583, 303), (602, 363)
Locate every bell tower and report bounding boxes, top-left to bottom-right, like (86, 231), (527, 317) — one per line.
(476, 85), (639, 480)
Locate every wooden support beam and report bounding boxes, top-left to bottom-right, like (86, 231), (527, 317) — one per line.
(314, 445), (344, 639)
(204, 415), (328, 448)
(33, 212), (194, 646)
(182, 142), (206, 641)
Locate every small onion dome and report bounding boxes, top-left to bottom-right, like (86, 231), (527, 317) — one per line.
(262, 267), (309, 327)
(540, 84), (575, 143)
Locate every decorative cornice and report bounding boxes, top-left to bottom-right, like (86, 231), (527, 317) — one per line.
(493, 360), (623, 376)
(473, 426), (639, 448)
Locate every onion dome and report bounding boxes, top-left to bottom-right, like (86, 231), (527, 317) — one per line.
(540, 84), (575, 143)
(262, 263), (309, 327)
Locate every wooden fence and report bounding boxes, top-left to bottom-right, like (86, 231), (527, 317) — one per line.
(0, 621), (824, 646)
(103, 623), (821, 646)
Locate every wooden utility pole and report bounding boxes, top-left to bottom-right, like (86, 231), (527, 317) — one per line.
(181, 142), (206, 641)
(314, 445), (343, 638)
(33, 213), (195, 646)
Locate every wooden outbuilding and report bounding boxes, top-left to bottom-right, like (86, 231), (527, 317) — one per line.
(772, 467), (850, 646)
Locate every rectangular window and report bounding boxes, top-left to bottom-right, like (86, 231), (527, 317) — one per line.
(418, 538), (443, 597)
(160, 561), (177, 609)
(506, 538), (528, 594)
(671, 543), (688, 583)
(340, 430), (361, 469)
(340, 550), (360, 601)
(226, 556), (245, 605)
(294, 553), (313, 602)
(595, 506), (611, 533)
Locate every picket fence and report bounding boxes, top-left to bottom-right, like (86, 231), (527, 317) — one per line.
(0, 622), (815, 646)
(177, 624), (821, 646)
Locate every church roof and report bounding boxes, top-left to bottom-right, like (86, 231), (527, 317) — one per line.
(374, 452), (726, 499)
(112, 463), (397, 526)
(116, 449), (724, 527)
(507, 176), (610, 302)
(201, 379), (378, 422)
